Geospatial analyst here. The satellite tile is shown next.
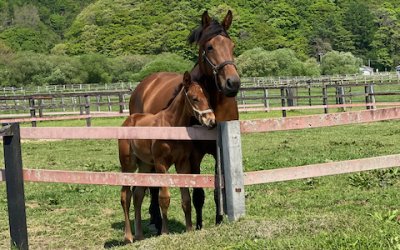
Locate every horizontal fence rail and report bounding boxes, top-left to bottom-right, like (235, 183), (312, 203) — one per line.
(19, 126), (217, 140)
(19, 170), (216, 188)
(240, 107), (400, 133)
(1, 154), (399, 187)
(244, 154), (400, 185)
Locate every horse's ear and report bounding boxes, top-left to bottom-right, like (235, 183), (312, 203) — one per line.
(183, 71), (191, 89)
(201, 11), (211, 28)
(222, 10), (233, 30)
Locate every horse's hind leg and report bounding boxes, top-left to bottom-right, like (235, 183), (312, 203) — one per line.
(120, 186), (134, 243)
(149, 186), (162, 234)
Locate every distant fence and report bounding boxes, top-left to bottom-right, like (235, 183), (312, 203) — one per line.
(1, 107), (400, 249)
(1, 73), (400, 126)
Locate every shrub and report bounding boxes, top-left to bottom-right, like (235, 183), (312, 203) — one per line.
(321, 50), (362, 75)
(132, 53), (192, 81)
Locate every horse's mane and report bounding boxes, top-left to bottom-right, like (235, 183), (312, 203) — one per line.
(188, 20), (229, 45)
(164, 83), (184, 109)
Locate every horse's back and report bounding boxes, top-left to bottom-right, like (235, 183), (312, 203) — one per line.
(129, 72), (182, 115)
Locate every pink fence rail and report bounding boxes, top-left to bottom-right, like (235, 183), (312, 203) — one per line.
(1, 107), (400, 249)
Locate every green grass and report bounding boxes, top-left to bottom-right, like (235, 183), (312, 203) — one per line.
(1, 118), (400, 249)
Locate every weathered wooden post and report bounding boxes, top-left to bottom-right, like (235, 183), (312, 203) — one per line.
(263, 88), (270, 111)
(322, 85), (328, 114)
(280, 87), (287, 117)
(38, 99), (44, 118)
(118, 93), (124, 113)
(366, 84), (376, 110)
(217, 121), (245, 221)
(336, 86), (346, 112)
(1, 123), (29, 250)
(84, 95), (91, 127)
(28, 98), (36, 127)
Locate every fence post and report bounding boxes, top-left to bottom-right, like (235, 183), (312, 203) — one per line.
(322, 85), (328, 114)
(368, 84), (376, 110)
(85, 95), (91, 127)
(38, 99), (44, 118)
(118, 93), (124, 113)
(336, 86), (346, 112)
(2, 123), (29, 250)
(263, 88), (269, 112)
(218, 121), (245, 221)
(28, 98), (36, 127)
(280, 87), (287, 117)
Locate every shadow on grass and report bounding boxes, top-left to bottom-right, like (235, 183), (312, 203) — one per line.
(104, 219), (186, 248)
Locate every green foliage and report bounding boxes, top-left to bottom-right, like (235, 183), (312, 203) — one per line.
(236, 48), (320, 77)
(132, 53), (192, 81)
(321, 51), (362, 75)
(0, 25), (59, 53)
(0, 51), (191, 86)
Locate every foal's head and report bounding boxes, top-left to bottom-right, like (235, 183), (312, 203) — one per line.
(188, 10), (241, 97)
(182, 71), (215, 128)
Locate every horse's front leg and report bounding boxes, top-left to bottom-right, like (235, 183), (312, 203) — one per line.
(190, 149), (206, 230)
(180, 187), (193, 231)
(120, 186), (134, 243)
(133, 186), (146, 241)
(154, 161), (170, 235)
(158, 185), (170, 235)
(176, 159), (193, 232)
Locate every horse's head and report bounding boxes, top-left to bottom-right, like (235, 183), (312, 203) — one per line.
(189, 10), (241, 97)
(183, 71), (216, 128)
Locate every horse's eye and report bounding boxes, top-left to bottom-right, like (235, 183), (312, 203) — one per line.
(206, 45), (213, 52)
(192, 98), (199, 103)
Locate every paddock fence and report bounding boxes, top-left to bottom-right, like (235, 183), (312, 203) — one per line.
(1, 73), (400, 126)
(1, 107), (400, 249)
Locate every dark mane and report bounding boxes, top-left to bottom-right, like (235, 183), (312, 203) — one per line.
(164, 83), (183, 109)
(188, 20), (229, 45)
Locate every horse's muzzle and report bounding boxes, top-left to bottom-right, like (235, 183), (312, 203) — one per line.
(223, 77), (241, 97)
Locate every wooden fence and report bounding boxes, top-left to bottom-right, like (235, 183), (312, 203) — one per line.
(1, 74), (400, 126)
(1, 107), (400, 249)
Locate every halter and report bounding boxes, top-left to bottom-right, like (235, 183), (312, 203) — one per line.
(184, 88), (213, 121)
(202, 50), (236, 92)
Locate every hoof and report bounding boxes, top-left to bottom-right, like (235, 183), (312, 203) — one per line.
(124, 237), (134, 244)
(148, 223), (158, 234)
(135, 234), (144, 241)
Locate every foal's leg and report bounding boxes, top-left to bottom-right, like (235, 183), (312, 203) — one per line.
(119, 139), (137, 243)
(158, 185), (171, 235)
(154, 161), (171, 235)
(133, 186), (146, 241)
(190, 149), (206, 230)
(176, 159), (193, 232)
(120, 186), (133, 243)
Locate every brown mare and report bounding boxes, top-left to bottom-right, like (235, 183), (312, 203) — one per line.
(129, 10), (240, 233)
(119, 72), (215, 242)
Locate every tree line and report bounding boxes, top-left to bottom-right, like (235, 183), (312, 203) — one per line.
(0, 0), (399, 86)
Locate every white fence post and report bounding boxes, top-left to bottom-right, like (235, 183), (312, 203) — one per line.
(218, 121), (245, 221)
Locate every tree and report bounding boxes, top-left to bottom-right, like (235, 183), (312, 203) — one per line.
(342, 1), (376, 57)
(236, 47), (320, 77)
(321, 51), (362, 75)
(370, 3), (400, 70)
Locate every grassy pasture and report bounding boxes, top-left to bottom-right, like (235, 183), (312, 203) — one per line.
(0, 115), (400, 249)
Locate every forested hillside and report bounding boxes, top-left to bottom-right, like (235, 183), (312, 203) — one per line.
(0, 0), (399, 86)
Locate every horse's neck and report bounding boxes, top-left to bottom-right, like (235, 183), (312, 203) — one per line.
(191, 64), (239, 121)
(161, 89), (191, 126)
(213, 91), (239, 121)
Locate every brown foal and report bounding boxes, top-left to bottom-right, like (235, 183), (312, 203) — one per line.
(118, 72), (215, 242)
